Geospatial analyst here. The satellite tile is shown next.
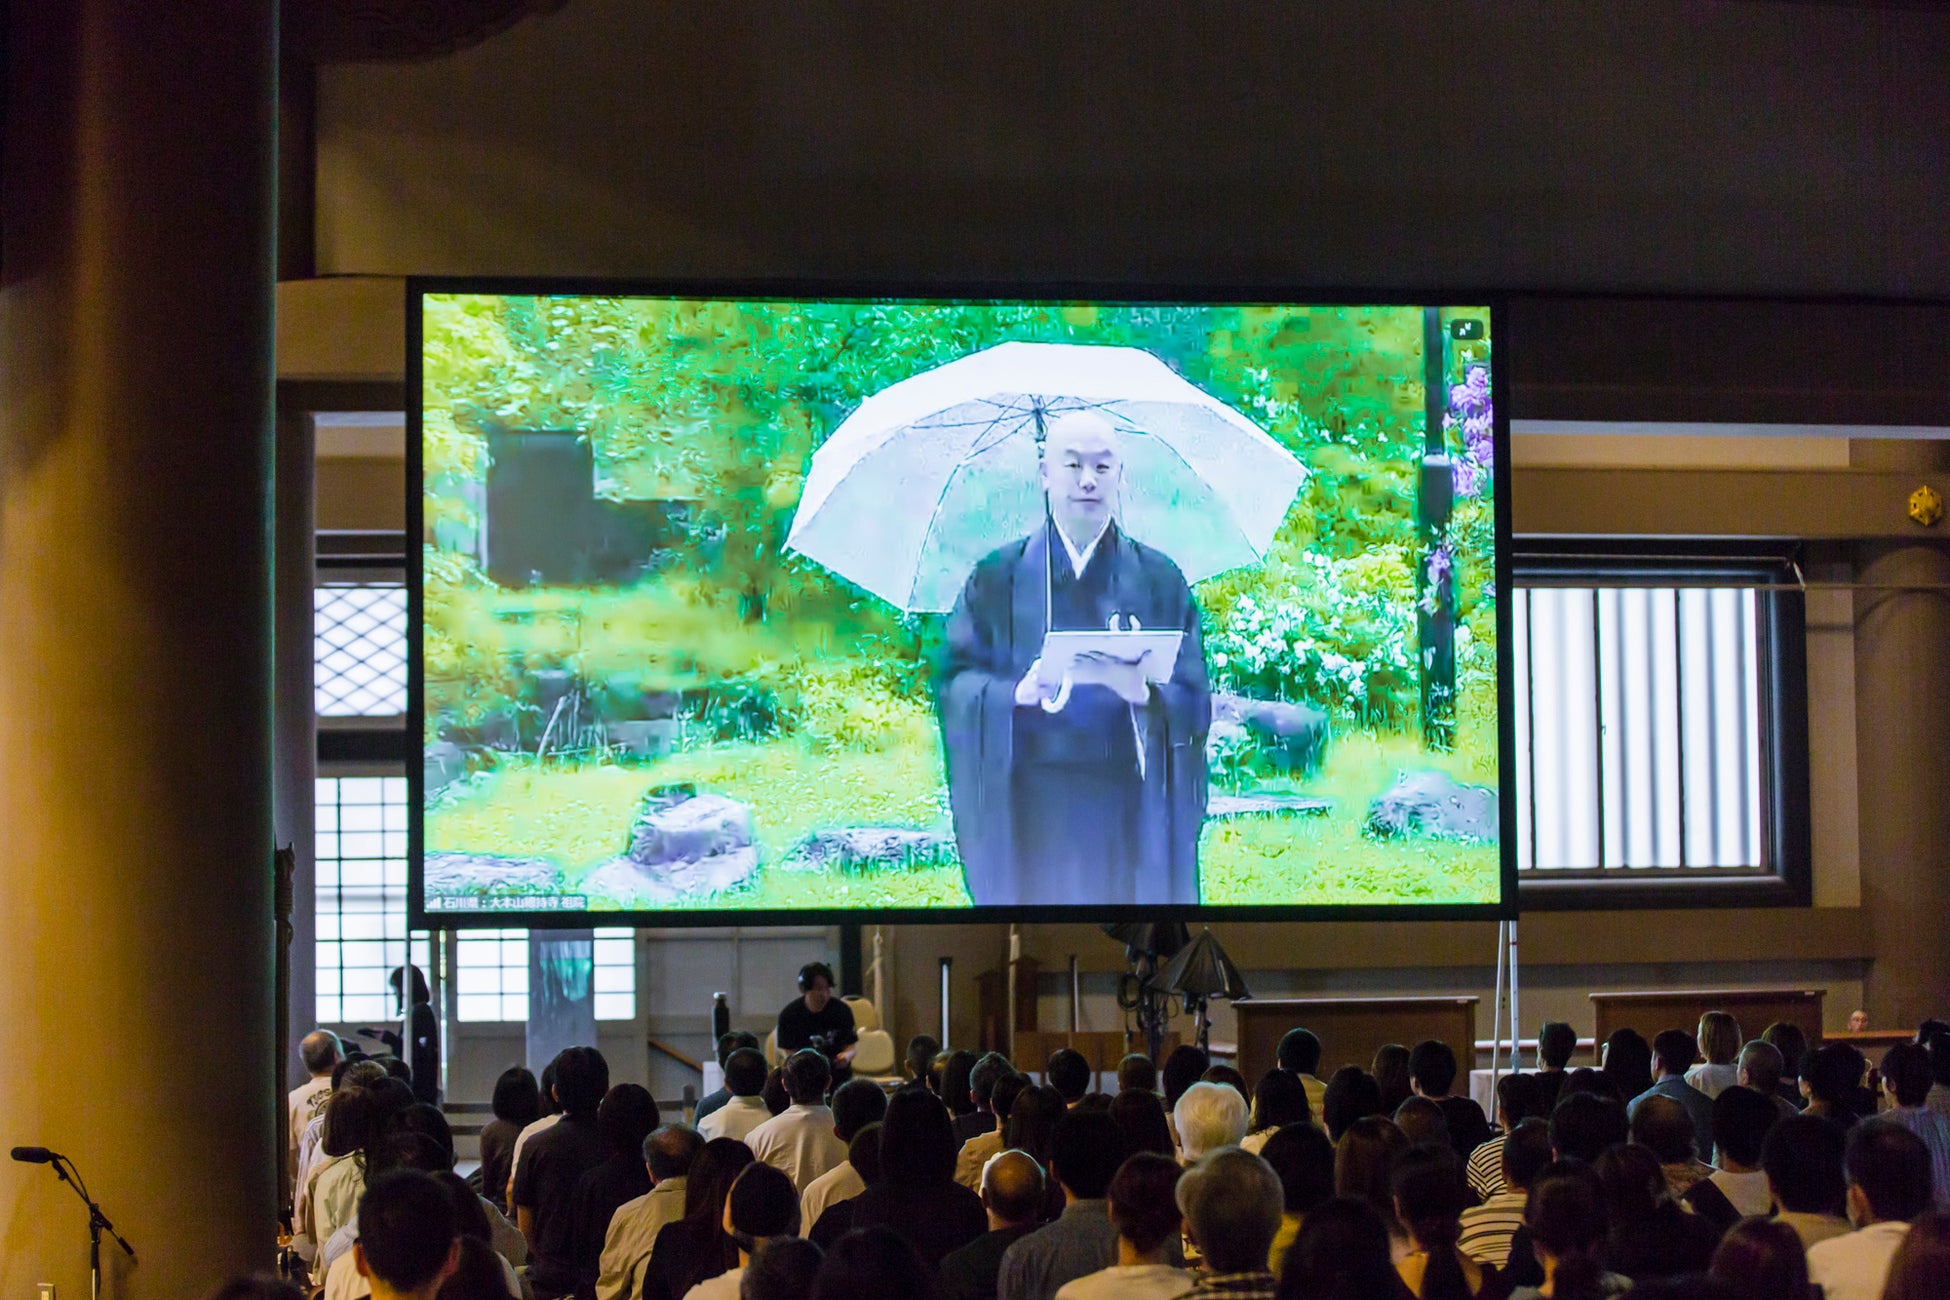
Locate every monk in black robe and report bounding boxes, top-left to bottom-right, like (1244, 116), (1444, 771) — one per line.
(937, 411), (1210, 907)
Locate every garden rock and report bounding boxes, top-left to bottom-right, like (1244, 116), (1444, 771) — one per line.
(783, 827), (953, 873)
(424, 852), (560, 895)
(628, 790), (753, 866)
(582, 845), (760, 905)
(1208, 793), (1334, 818)
(1366, 771), (1497, 842)
(424, 741), (468, 797)
(1212, 693), (1330, 776)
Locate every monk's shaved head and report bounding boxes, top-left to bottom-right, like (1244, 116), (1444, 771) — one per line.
(1039, 410), (1123, 548)
(981, 1148), (1047, 1226)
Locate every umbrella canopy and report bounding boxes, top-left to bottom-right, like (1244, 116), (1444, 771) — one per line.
(1101, 920), (1191, 960)
(785, 341), (1307, 613)
(1149, 927), (1252, 1002)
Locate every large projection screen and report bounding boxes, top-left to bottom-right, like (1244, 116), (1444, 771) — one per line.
(410, 284), (1514, 927)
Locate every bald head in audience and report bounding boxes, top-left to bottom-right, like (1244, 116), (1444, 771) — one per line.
(980, 1149), (1046, 1230)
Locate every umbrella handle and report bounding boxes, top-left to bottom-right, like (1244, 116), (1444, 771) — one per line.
(1040, 673), (1074, 714)
(1109, 613), (1142, 632)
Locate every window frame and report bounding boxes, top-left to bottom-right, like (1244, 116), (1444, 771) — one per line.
(1511, 538), (1812, 911)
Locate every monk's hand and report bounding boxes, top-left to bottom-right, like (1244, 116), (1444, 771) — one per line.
(1014, 658), (1056, 707)
(1082, 651), (1150, 705)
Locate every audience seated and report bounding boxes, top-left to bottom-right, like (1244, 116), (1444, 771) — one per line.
(807, 1124), (883, 1249)
(1760, 1022), (1809, 1111)
(807, 1224), (935, 1300)
(597, 1124), (704, 1300)
(1734, 1039), (1797, 1119)
(570, 1085), (661, 1294)
(959, 1072), (1028, 1189)
(699, 1050), (771, 1143)
(1320, 1066), (1383, 1142)
(641, 1138), (754, 1300)
(1333, 1116), (1411, 1260)
(1274, 1196), (1412, 1300)
(1805, 1120), (1934, 1300)
(1045, 1049), (1092, 1107)
(797, 1078), (889, 1232)
(1053, 1153), (1190, 1300)
(321, 1132), (461, 1295)
(996, 1109), (1131, 1300)
(693, 1032), (760, 1126)
(1876, 1041), (1950, 1206)
(746, 1051), (847, 1193)
(1406, 1041), (1490, 1160)
(738, 1237), (821, 1300)
(1684, 1011), (1743, 1100)
(942, 1050), (983, 1123)
(1628, 1094), (1711, 1198)
(849, 1088), (989, 1270)
(1599, 1028), (1653, 1102)
(1391, 1144), (1489, 1299)
(681, 1162), (798, 1300)
(513, 1046), (613, 1298)
(1003, 1084), (1068, 1219)
(1629, 1029), (1716, 1160)
(1534, 1023), (1577, 1113)
(1559, 1067), (1621, 1105)
(1921, 1024), (1950, 1121)
(1258, 1123), (1334, 1275)
(1173, 1147), (1284, 1296)
(1373, 1045), (1413, 1116)
(959, 1054), (1014, 1145)
(1510, 1162), (1626, 1300)
(1173, 1081), (1249, 1163)
(1681, 1085), (1778, 1229)
(759, 1069), (789, 1118)
(479, 1067), (540, 1215)
(1800, 1043), (1868, 1128)
(1548, 1092), (1629, 1164)
(291, 1030), (346, 1182)
(1705, 1218), (1808, 1300)
(1593, 1142), (1720, 1282)
(1200, 1065), (1251, 1108)
(1881, 1207), (1950, 1300)
(1241, 1070), (1311, 1154)
(1459, 1117), (1549, 1270)
(1110, 1087), (1177, 1160)
(1118, 1053), (1159, 1095)
(902, 1035), (944, 1092)
(1466, 1071), (1543, 1200)
(351, 1170), (462, 1300)
(1161, 1046), (1210, 1113)
(1393, 1097), (1449, 1152)
(508, 1060), (565, 1206)
(1276, 1028), (1329, 1121)
(1760, 1112), (1851, 1249)
(940, 1148), (1046, 1300)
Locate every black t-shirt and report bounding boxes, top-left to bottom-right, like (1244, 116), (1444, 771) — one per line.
(777, 996), (856, 1055)
(512, 1114), (610, 1296)
(571, 1152), (653, 1294)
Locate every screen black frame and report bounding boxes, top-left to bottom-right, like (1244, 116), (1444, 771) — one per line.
(406, 277), (1516, 929)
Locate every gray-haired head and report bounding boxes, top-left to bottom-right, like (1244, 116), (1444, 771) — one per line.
(1175, 1147), (1284, 1273)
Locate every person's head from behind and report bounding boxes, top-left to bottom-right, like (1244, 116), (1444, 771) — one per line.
(644, 1124), (705, 1185)
(1761, 1022), (1807, 1080)
(551, 1046), (610, 1120)
(808, 1225), (934, 1300)
(848, 1124), (885, 1187)
(1107, 1152), (1184, 1260)
(537, 1059), (561, 1117)
(1050, 1107), (1127, 1200)
(1844, 1120), (1932, 1227)
(991, 1072), (1029, 1127)
(1736, 1039), (1785, 1097)
(204, 1278), (305, 1300)
(1407, 1040), (1458, 1099)
(1501, 1118), (1554, 1194)
(878, 1088), (960, 1187)
(1650, 1028), (1698, 1079)
(724, 1048), (769, 1099)
(904, 1034), (941, 1084)
(1251, 1068), (1312, 1133)
(490, 1067), (540, 1129)
(1924, 1027), (1950, 1088)
(334, 1057), (387, 1094)
(1003, 1083), (1065, 1165)
(1045, 1048), (1091, 1104)
(355, 1170), (458, 1299)
(941, 1049), (980, 1116)
(1276, 1196), (1410, 1300)
(798, 960), (835, 1012)
(1392, 1096), (1449, 1150)
(1523, 1163), (1610, 1299)
(761, 1067), (789, 1116)
(1882, 1041), (1935, 1109)
(723, 1161), (799, 1255)
(1334, 1115), (1409, 1222)
(1629, 1094), (1698, 1167)
(1260, 1122), (1335, 1219)
(1174, 1080), (1248, 1160)
(716, 1029), (760, 1070)
(1549, 1091), (1629, 1164)
(1202, 1064), (1250, 1104)
(829, 1077), (888, 1144)
(1372, 1044), (1412, 1109)
(302, 1029), (344, 1078)
(979, 1148), (1045, 1228)
(1537, 1022), (1577, 1072)
(783, 1048), (831, 1106)
(1321, 1066), (1383, 1141)
(1390, 1144), (1470, 1274)
(970, 1053), (1012, 1114)
(1161, 1044), (1210, 1108)
(1707, 1217), (1808, 1300)
(1278, 1028), (1323, 1077)
(1040, 409), (1124, 543)
(682, 1137), (757, 1229)
(1600, 1028), (1653, 1095)
(1760, 1113), (1846, 1216)
(1710, 1085), (1777, 1172)
(1117, 1053), (1158, 1094)
(1109, 1087), (1175, 1158)
(1802, 1043), (1863, 1108)
(1697, 1012), (1742, 1067)
(1595, 1143), (1670, 1228)
(321, 1088), (377, 1160)
(598, 1084), (660, 1159)
(1883, 1209), (1950, 1300)
(741, 1237), (822, 1300)
(1494, 1070), (1545, 1130)
(395, 1105), (457, 1166)
(1559, 1067), (1621, 1104)
(1178, 1147), (1282, 1273)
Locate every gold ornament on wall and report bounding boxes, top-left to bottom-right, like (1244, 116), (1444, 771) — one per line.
(1909, 484), (1944, 528)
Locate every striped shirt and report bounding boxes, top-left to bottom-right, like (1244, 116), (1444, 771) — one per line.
(1465, 1134), (1507, 1200)
(1458, 1190), (1527, 1269)
(1877, 1108), (1950, 1209)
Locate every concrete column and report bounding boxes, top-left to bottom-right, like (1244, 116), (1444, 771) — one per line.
(276, 409), (319, 1166)
(0, 3), (278, 1297)
(1854, 540), (1950, 1029)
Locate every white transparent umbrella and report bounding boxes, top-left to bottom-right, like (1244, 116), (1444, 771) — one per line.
(784, 341), (1306, 612)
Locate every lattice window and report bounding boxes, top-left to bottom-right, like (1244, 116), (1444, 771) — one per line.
(455, 927), (637, 1022)
(316, 775), (429, 1022)
(315, 584), (407, 716)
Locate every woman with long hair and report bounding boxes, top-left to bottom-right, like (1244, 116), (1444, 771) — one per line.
(1322, 1066), (1384, 1142)
(1275, 1196), (1413, 1300)
(1392, 1144), (1489, 1299)
(1593, 1143), (1719, 1282)
(1705, 1217), (1811, 1300)
(1374, 1045), (1414, 1115)
(1242, 1069), (1313, 1154)
(642, 1137), (755, 1300)
(1512, 1162), (1626, 1300)
(1109, 1087), (1177, 1159)
(848, 1090), (988, 1268)
(1334, 1115), (1411, 1260)
(1600, 1029), (1653, 1102)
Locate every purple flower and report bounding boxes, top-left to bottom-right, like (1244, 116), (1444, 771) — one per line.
(1452, 457), (1484, 498)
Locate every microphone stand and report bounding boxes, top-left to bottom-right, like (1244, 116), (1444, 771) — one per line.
(47, 1156), (135, 1300)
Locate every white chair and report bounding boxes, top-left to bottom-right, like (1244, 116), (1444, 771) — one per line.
(843, 995), (899, 1080)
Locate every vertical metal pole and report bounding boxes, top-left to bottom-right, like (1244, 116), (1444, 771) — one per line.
(1489, 919), (1507, 1089)
(939, 957), (952, 1047)
(1069, 954), (1081, 1034)
(1007, 925), (1021, 1061)
(428, 929), (450, 1101)
(1508, 920), (1523, 1070)
(871, 927), (887, 1020)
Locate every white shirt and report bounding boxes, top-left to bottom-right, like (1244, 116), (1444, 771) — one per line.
(323, 1244), (520, 1300)
(1806, 1220), (1911, 1300)
(597, 1177), (688, 1300)
(288, 1075), (332, 1177)
(801, 1159), (864, 1233)
(1053, 1263), (1194, 1300)
(1707, 1167), (1773, 1218)
(700, 1095), (773, 1143)
(506, 1112), (561, 1199)
(746, 1103), (848, 1192)
(1685, 1062), (1740, 1099)
(682, 1265), (745, 1300)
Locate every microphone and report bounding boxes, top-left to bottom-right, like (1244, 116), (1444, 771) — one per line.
(11, 1146), (58, 1164)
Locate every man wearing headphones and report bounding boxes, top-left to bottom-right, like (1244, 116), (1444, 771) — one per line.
(777, 961), (858, 1085)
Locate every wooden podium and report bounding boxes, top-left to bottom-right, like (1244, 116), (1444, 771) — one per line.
(1234, 997), (1479, 1086)
(1589, 989), (1825, 1059)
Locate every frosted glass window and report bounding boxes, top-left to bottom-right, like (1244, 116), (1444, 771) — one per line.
(455, 927), (637, 1022)
(316, 775), (429, 1021)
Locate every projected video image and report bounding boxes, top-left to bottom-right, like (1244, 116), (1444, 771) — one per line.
(419, 295), (1502, 917)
